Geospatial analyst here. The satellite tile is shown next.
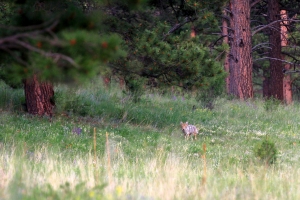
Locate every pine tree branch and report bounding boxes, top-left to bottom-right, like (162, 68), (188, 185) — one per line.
(250, 0), (263, 8)
(1, 48), (29, 67)
(0, 20), (79, 68)
(282, 51), (300, 64)
(252, 19), (300, 36)
(163, 17), (197, 40)
(13, 40), (79, 68)
(223, 7), (231, 14)
(221, 15), (230, 21)
(0, 18), (58, 32)
(0, 20), (59, 45)
(252, 42), (272, 51)
(210, 35), (227, 48)
(168, 4), (179, 22)
(254, 56), (300, 66)
(283, 70), (300, 74)
(254, 52), (269, 57)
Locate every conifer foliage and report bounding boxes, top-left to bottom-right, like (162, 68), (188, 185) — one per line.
(0, 0), (228, 115)
(0, 0), (126, 115)
(106, 0), (227, 97)
(0, 0), (125, 84)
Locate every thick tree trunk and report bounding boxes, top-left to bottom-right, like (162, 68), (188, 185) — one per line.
(267, 0), (283, 100)
(24, 74), (55, 116)
(222, 9), (230, 94)
(228, 0), (253, 99)
(281, 10), (293, 104)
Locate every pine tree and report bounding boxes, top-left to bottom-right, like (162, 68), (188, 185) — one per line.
(0, 0), (126, 115)
(104, 0), (228, 100)
(250, 0), (300, 101)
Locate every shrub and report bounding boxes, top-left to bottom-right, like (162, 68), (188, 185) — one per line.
(264, 97), (281, 111)
(124, 75), (145, 103)
(254, 138), (277, 165)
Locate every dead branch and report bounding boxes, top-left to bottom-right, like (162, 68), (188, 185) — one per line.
(252, 42), (272, 51)
(252, 19), (300, 36)
(13, 40), (79, 68)
(0, 20), (79, 68)
(0, 18), (58, 32)
(250, 0), (263, 8)
(0, 20), (59, 45)
(163, 17), (197, 40)
(254, 56), (300, 66)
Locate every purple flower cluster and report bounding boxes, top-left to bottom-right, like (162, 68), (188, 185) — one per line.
(72, 127), (82, 135)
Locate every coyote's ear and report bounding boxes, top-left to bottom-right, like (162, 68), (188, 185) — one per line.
(180, 122), (183, 124)
(186, 121), (188, 124)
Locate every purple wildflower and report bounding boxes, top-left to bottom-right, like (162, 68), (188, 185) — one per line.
(72, 127), (82, 135)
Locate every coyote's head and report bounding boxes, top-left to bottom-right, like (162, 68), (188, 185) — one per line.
(180, 122), (188, 131)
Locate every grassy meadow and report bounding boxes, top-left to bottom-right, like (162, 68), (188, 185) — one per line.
(1, 79), (300, 199)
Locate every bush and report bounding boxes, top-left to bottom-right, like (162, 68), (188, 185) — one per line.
(54, 90), (91, 116)
(124, 75), (145, 103)
(264, 97), (281, 111)
(254, 138), (277, 165)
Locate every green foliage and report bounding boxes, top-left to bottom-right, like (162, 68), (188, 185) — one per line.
(23, 182), (106, 200)
(1, 0), (228, 114)
(264, 97), (281, 111)
(123, 75), (145, 102)
(254, 138), (278, 165)
(105, 0), (226, 96)
(0, 0), (126, 85)
(0, 80), (24, 111)
(54, 84), (125, 118)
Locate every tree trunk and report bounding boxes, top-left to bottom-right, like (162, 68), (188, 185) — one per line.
(228, 0), (253, 99)
(222, 9), (230, 94)
(267, 0), (283, 100)
(283, 64), (292, 104)
(281, 10), (293, 104)
(24, 74), (55, 116)
(263, 69), (271, 97)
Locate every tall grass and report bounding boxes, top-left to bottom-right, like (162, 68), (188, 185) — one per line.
(0, 81), (24, 112)
(2, 141), (300, 199)
(1, 78), (300, 199)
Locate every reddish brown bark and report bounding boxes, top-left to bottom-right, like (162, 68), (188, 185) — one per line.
(190, 26), (196, 38)
(281, 10), (293, 104)
(283, 64), (292, 104)
(228, 0), (253, 99)
(24, 74), (54, 116)
(263, 69), (271, 97)
(267, 0), (283, 100)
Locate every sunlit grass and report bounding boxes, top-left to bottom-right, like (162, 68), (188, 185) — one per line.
(1, 141), (300, 200)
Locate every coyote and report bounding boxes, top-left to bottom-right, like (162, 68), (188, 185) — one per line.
(180, 122), (198, 140)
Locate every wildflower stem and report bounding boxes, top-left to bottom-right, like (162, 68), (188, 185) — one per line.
(106, 132), (112, 187)
(93, 128), (98, 184)
(201, 143), (207, 197)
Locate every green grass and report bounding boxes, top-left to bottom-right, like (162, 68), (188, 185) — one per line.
(1, 79), (300, 199)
